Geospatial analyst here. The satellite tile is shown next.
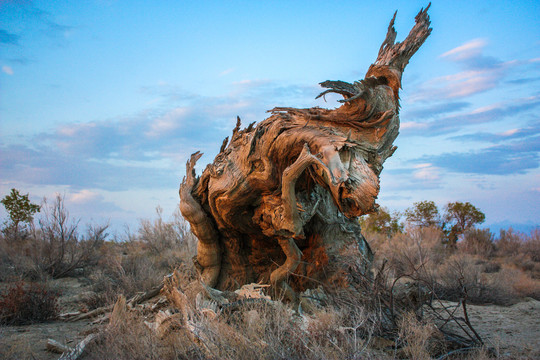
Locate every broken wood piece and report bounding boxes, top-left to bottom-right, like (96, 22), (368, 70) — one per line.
(127, 284), (163, 307)
(161, 272), (194, 340)
(154, 310), (184, 338)
(109, 294), (127, 327)
(58, 311), (81, 320)
(58, 333), (97, 360)
(66, 305), (113, 322)
(234, 283), (271, 300)
(46, 339), (73, 354)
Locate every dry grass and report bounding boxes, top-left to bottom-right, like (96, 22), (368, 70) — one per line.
(366, 225), (540, 306)
(1, 198), (538, 359)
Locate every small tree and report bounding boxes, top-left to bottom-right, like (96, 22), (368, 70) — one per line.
(360, 207), (403, 237)
(444, 201), (485, 247)
(1, 188), (40, 238)
(404, 200), (441, 228)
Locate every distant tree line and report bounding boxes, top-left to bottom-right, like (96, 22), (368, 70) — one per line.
(360, 200), (485, 247)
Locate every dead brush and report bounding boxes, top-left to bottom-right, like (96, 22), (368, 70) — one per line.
(323, 245), (489, 358)
(0, 280), (59, 325)
(397, 311), (445, 360)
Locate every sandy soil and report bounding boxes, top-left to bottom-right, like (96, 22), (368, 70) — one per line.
(0, 321), (95, 360)
(443, 298), (540, 359)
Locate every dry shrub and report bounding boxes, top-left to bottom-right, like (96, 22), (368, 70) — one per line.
(496, 228), (522, 257)
(0, 281), (59, 325)
(34, 195), (108, 279)
(80, 247), (481, 360)
(521, 228), (540, 262)
(137, 207), (195, 255)
(0, 195), (108, 281)
(85, 311), (202, 360)
(369, 223), (540, 305)
(433, 253), (519, 305)
(371, 226), (447, 279)
(398, 311), (445, 360)
(83, 249), (165, 309)
(499, 267), (540, 300)
(80, 207), (199, 310)
(0, 228), (47, 282)
(460, 228), (495, 257)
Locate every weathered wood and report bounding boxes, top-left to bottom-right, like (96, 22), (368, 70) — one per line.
(180, 7), (431, 299)
(109, 294), (127, 327)
(62, 283), (164, 322)
(66, 305), (113, 322)
(46, 339), (73, 354)
(57, 333), (97, 360)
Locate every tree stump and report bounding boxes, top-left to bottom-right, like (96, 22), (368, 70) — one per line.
(180, 6), (431, 300)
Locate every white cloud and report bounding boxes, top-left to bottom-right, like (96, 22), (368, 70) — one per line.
(2, 66), (14, 75)
(440, 38), (487, 61)
(401, 121), (427, 130)
(407, 67), (508, 102)
(219, 68), (235, 76)
(499, 128), (520, 136)
(413, 163), (440, 181)
(68, 189), (102, 204)
(146, 107), (189, 137)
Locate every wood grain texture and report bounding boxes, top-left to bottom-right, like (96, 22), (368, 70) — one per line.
(180, 6), (431, 298)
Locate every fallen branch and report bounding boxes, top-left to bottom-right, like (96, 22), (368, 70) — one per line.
(46, 339), (72, 354)
(58, 333), (98, 360)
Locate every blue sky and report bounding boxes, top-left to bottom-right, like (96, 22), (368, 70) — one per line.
(1, 0), (539, 233)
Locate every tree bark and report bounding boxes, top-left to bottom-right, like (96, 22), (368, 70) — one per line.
(180, 6), (431, 298)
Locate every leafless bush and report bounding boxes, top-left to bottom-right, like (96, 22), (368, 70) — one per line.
(33, 194), (108, 278)
(521, 228), (540, 262)
(495, 228), (522, 257)
(499, 267), (540, 300)
(460, 228), (495, 257)
(137, 206), (189, 254)
(368, 226), (447, 292)
(433, 253), (521, 305)
(83, 211), (198, 309)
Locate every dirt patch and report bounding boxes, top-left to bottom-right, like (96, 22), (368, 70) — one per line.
(0, 321), (96, 360)
(436, 298), (540, 359)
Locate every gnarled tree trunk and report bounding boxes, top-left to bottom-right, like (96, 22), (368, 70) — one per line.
(180, 6), (431, 300)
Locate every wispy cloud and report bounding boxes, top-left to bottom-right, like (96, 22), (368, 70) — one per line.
(0, 29), (19, 45)
(440, 38), (487, 61)
(406, 38), (536, 103)
(145, 107), (190, 137)
(402, 95), (540, 136)
(421, 135), (540, 175)
(0, 3), (74, 64)
(449, 121), (540, 143)
(2, 65), (13, 75)
(219, 68), (235, 76)
(403, 101), (470, 120)
(69, 189), (102, 204)
(0, 79), (319, 192)
(412, 163), (440, 181)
